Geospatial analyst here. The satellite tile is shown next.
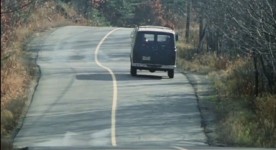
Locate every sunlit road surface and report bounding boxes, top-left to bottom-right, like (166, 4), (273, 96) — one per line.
(13, 26), (271, 150)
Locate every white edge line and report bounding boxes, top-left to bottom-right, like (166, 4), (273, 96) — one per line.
(94, 28), (121, 147)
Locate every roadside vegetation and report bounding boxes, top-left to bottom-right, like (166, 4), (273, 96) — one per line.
(1, 0), (275, 148)
(178, 41), (276, 147)
(1, 0), (88, 145)
(176, 1), (276, 147)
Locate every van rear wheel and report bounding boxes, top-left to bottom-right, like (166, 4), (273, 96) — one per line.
(131, 66), (137, 76)
(168, 70), (174, 78)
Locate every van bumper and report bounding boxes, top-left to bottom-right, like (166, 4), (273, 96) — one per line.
(132, 63), (176, 70)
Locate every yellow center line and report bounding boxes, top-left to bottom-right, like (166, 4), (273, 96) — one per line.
(173, 146), (188, 150)
(94, 28), (121, 147)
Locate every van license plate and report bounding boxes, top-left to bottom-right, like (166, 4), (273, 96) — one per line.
(142, 56), (151, 61)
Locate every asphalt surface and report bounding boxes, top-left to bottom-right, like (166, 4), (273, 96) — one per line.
(14, 26), (209, 149)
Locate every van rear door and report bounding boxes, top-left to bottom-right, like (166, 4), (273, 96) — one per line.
(133, 32), (176, 66)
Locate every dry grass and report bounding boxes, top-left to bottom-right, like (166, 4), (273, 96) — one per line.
(210, 59), (276, 147)
(1, 1), (86, 137)
(217, 95), (276, 147)
(218, 108), (257, 146)
(255, 95), (276, 147)
(1, 55), (28, 105)
(209, 60), (276, 147)
(177, 42), (231, 74)
(208, 58), (255, 97)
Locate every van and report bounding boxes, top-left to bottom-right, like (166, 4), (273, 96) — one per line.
(130, 26), (178, 78)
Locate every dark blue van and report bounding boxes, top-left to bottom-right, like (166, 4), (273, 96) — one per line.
(130, 26), (178, 78)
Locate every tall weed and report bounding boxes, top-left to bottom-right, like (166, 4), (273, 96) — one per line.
(209, 58), (255, 97)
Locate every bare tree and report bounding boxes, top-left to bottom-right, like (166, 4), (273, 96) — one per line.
(194, 0), (276, 95)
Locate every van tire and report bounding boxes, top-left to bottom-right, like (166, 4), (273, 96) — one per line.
(131, 66), (137, 76)
(168, 70), (174, 78)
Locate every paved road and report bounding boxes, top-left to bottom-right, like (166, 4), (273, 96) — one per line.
(14, 26), (207, 149)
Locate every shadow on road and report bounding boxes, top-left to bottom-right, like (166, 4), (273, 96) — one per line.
(16, 93), (202, 147)
(76, 73), (165, 81)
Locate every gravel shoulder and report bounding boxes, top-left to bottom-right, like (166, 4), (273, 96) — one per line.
(181, 70), (220, 146)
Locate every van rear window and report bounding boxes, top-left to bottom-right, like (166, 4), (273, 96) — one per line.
(157, 34), (171, 42)
(136, 32), (174, 50)
(144, 34), (154, 42)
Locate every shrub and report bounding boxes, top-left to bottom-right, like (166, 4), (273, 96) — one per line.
(226, 59), (255, 96)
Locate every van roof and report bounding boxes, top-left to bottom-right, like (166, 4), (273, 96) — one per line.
(137, 26), (175, 34)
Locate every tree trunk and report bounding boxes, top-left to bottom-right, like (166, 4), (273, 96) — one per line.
(260, 55), (275, 93)
(253, 52), (259, 97)
(197, 19), (207, 53)
(199, 16), (204, 40)
(185, 0), (191, 43)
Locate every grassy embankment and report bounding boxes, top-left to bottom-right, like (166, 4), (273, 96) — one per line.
(176, 27), (276, 147)
(1, 1), (89, 148)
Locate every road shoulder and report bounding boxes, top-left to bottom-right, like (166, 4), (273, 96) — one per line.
(181, 70), (219, 146)
(11, 29), (56, 142)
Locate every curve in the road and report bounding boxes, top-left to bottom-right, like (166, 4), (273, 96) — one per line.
(94, 28), (121, 147)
